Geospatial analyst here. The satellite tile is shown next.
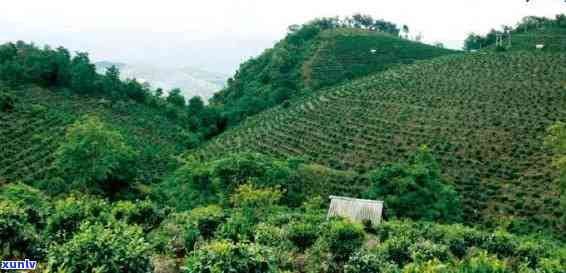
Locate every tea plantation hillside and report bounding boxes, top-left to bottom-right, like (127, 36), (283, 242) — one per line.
(489, 27), (566, 52)
(212, 24), (456, 126)
(302, 28), (457, 89)
(0, 86), (188, 186)
(195, 51), (566, 231)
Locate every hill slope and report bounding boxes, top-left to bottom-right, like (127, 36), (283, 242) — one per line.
(212, 27), (457, 124)
(0, 86), (189, 186)
(196, 51), (566, 230)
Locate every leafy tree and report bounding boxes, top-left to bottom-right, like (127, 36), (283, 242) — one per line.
(167, 88), (186, 107)
(70, 52), (97, 94)
(54, 115), (138, 194)
(464, 33), (484, 50)
(0, 60), (25, 87)
(103, 65), (123, 98)
(364, 146), (462, 223)
(188, 96), (205, 115)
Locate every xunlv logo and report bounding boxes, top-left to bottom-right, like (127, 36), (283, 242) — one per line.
(1, 259), (37, 270)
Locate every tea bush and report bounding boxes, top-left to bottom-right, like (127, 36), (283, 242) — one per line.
(0, 200), (45, 259)
(46, 196), (111, 242)
(111, 199), (165, 232)
(189, 205), (225, 239)
(323, 219), (366, 262)
(186, 240), (278, 273)
(47, 221), (153, 273)
(149, 212), (200, 257)
(409, 240), (450, 263)
(344, 251), (400, 273)
(287, 221), (320, 251)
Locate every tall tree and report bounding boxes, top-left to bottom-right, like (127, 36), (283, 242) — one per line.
(70, 52), (97, 94)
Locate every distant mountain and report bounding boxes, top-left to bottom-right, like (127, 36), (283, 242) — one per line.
(95, 62), (228, 101)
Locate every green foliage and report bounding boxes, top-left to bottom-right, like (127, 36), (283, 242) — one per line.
(166, 88), (186, 107)
(158, 153), (303, 210)
(189, 205), (225, 238)
(409, 240), (450, 263)
(323, 219), (366, 262)
(47, 221), (153, 273)
(544, 121), (566, 230)
(287, 221), (320, 251)
(54, 115), (138, 195)
(344, 251), (400, 273)
(0, 90), (15, 112)
(371, 220), (566, 272)
(186, 240), (278, 273)
(216, 184), (283, 242)
(231, 183), (283, 210)
(0, 183), (49, 228)
(454, 251), (511, 273)
(70, 52), (98, 94)
(148, 212), (201, 257)
(402, 259), (451, 273)
(364, 146), (462, 223)
(0, 200), (44, 259)
(46, 196), (111, 242)
(111, 199), (165, 232)
(215, 210), (257, 241)
(254, 223), (289, 248)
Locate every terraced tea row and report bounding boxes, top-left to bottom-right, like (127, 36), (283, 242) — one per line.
(195, 51), (566, 231)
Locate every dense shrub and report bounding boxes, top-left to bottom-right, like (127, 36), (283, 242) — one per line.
(0, 183), (49, 228)
(215, 211), (256, 241)
(455, 251), (511, 273)
(480, 230), (517, 258)
(0, 91), (15, 112)
(149, 212), (200, 257)
(377, 235), (414, 267)
(46, 196), (110, 242)
(47, 221), (153, 273)
(402, 259), (451, 273)
(408, 240), (450, 262)
(157, 159), (218, 211)
(287, 221), (320, 251)
(323, 219), (366, 262)
(254, 223), (289, 248)
(186, 241), (278, 273)
(344, 251), (400, 273)
(111, 199), (165, 232)
(0, 200), (44, 259)
(364, 146), (462, 223)
(189, 205), (225, 238)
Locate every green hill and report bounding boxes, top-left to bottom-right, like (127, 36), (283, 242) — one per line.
(212, 26), (457, 125)
(0, 85), (188, 186)
(195, 51), (566, 232)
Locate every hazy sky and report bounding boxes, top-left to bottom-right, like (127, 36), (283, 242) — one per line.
(1, 0), (564, 74)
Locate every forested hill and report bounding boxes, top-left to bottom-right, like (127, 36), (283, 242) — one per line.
(211, 15), (457, 126)
(0, 41), (224, 189)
